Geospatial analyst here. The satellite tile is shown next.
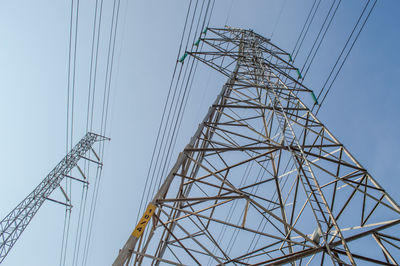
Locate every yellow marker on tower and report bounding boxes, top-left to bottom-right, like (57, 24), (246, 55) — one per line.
(131, 203), (156, 238)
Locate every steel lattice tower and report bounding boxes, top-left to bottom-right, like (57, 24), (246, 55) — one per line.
(114, 27), (400, 265)
(0, 132), (108, 263)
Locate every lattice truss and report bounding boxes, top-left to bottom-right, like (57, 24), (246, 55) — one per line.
(0, 132), (108, 263)
(126, 28), (400, 265)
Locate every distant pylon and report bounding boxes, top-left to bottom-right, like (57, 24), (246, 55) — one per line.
(0, 132), (109, 263)
(114, 27), (400, 265)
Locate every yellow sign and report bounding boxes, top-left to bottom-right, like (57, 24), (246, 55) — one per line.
(132, 203), (156, 238)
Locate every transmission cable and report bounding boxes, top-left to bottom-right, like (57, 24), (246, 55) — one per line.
(80, 1), (105, 264)
(155, 0), (209, 191)
(207, 0), (216, 27)
(300, 0), (338, 75)
(147, 0), (200, 207)
(163, 0), (220, 181)
(134, 0), (195, 226)
(270, 0), (288, 39)
(132, 0), (202, 252)
(60, 0), (75, 263)
(141, 0), (211, 217)
(225, 0), (234, 26)
(316, 0), (371, 102)
(142, 1), (211, 246)
(139, 0), (213, 253)
(155, 0), (214, 196)
(291, 0), (317, 58)
(82, 0), (121, 264)
(71, 0), (101, 265)
(316, 0), (377, 114)
(61, 0), (80, 265)
(293, 0), (322, 61)
(302, 0), (342, 79)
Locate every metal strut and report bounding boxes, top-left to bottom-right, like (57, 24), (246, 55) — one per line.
(0, 132), (109, 263)
(114, 27), (400, 265)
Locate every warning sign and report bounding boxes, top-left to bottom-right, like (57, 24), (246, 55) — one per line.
(131, 203), (156, 238)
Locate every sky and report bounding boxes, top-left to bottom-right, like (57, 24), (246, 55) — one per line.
(0, 0), (399, 265)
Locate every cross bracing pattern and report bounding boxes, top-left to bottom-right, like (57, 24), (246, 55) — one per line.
(115, 27), (400, 265)
(0, 132), (108, 263)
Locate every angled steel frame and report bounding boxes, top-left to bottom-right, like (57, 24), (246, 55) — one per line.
(0, 132), (109, 263)
(114, 27), (400, 266)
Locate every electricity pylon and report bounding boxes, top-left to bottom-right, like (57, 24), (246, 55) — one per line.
(0, 132), (108, 263)
(114, 27), (400, 265)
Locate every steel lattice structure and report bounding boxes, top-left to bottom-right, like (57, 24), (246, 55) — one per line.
(0, 132), (108, 263)
(114, 27), (400, 265)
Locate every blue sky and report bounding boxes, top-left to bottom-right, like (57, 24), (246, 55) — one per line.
(0, 0), (399, 265)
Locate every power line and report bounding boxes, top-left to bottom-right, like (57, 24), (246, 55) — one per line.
(225, 0), (234, 26)
(60, 0), (74, 262)
(81, 1), (105, 263)
(133, 1), (214, 252)
(270, 0), (288, 38)
(146, 0), (201, 207)
(160, 0), (214, 188)
(72, 0), (101, 265)
(153, 0), (205, 193)
(144, 0), (213, 247)
(61, 0), (80, 264)
(316, 0), (377, 113)
(207, 0), (216, 27)
(162, 2), (214, 188)
(293, 0), (322, 61)
(82, 0), (121, 264)
(300, 0), (339, 76)
(302, 0), (342, 79)
(135, 0), (195, 226)
(317, 0), (372, 102)
(291, 0), (317, 57)
(85, 0), (100, 134)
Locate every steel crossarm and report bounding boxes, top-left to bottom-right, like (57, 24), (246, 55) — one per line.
(0, 132), (108, 263)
